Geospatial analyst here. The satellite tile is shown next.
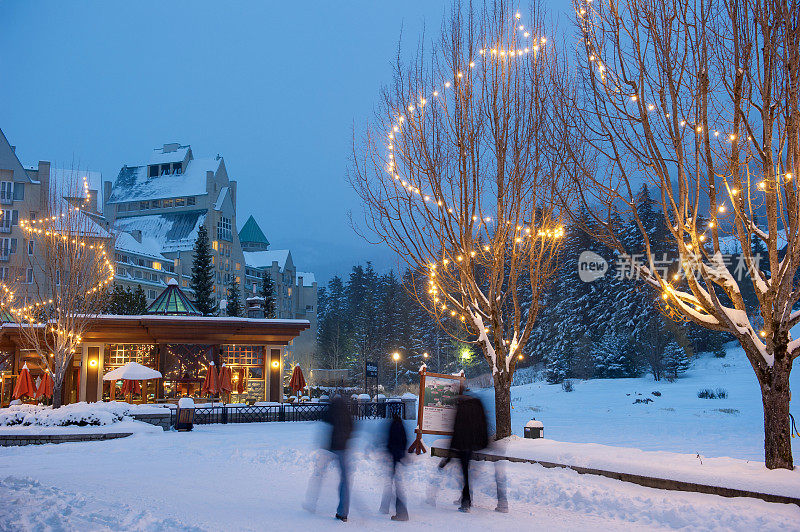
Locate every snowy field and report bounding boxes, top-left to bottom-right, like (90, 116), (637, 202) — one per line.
(1, 343), (799, 531)
(475, 344), (800, 462)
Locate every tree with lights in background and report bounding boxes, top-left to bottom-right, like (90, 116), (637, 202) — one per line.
(2, 173), (114, 408)
(558, 0), (799, 469)
(351, 1), (574, 438)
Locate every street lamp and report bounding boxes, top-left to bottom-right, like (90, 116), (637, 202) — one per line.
(392, 352), (400, 389)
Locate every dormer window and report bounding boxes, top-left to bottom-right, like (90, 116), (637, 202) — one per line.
(160, 165), (170, 176)
(173, 163), (182, 175)
(149, 165), (158, 178)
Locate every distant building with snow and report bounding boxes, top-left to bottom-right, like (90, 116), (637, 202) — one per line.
(0, 128), (110, 301)
(104, 143), (246, 307)
(238, 216), (317, 364)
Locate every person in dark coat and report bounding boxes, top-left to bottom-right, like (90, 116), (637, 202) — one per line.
(380, 413), (409, 521)
(304, 395), (354, 522)
(449, 392), (488, 512)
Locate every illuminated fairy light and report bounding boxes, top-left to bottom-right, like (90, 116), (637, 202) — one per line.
(383, 9), (548, 225)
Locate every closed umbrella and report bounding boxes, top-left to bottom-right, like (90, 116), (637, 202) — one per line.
(35, 371), (54, 399)
(201, 361), (219, 397)
(219, 364), (233, 402)
(121, 379), (142, 396)
(236, 367), (246, 394)
(289, 365), (306, 398)
(13, 363), (35, 400)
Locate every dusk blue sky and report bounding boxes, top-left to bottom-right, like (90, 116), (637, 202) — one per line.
(0, 1), (570, 283)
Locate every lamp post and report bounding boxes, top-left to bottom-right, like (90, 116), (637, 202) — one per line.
(392, 352), (400, 389)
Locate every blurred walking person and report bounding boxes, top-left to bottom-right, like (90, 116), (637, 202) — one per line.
(380, 413), (409, 521)
(303, 395), (354, 522)
(449, 390), (488, 512)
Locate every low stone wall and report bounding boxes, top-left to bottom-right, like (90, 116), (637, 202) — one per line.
(131, 412), (171, 431)
(0, 432), (133, 447)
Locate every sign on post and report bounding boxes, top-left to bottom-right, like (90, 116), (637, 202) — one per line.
(407, 366), (464, 454)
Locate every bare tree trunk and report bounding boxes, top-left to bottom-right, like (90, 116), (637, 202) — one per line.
(493, 371), (512, 439)
(52, 380), (63, 409)
(758, 342), (793, 470)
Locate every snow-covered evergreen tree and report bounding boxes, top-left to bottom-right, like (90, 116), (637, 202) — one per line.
(190, 225), (217, 316)
(663, 341), (690, 382)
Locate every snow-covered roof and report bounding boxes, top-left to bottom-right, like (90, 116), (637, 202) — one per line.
(113, 211), (206, 253)
(214, 186), (229, 210)
(296, 271), (316, 287)
(115, 231), (169, 261)
(148, 145), (190, 165)
(244, 249), (291, 270)
(107, 158), (219, 204)
(51, 168), (103, 197)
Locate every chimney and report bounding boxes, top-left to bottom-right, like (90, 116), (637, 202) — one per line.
(162, 143), (181, 153)
(38, 161), (50, 211)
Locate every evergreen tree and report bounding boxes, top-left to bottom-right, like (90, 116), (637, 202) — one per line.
(106, 284), (147, 315)
(132, 285), (148, 314)
(317, 275), (349, 370)
(226, 277), (243, 317)
(663, 340), (690, 381)
(261, 271), (276, 318)
(190, 225), (217, 316)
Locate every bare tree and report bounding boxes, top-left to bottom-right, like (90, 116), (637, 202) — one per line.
(559, 0), (799, 468)
(5, 171), (114, 407)
(351, 1), (572, 438)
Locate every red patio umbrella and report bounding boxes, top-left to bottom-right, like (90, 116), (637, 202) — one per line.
(13, 363), (35, 400)
(121, 379), (142, 396)
(219, 364), (233, 401)
(201, 362), (219, 396)
(236, 367), (246, 394)
(289, 365), (306, 397)
(35, 371), (54, 399)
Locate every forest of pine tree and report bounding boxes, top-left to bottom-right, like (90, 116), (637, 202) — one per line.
(316, 186), (732, 389)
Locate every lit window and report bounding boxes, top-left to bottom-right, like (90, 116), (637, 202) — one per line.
(152, 262), (161, 270)
(212, 240), (219, 251)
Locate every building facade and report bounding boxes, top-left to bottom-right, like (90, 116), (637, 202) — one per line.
(238, 216), (317, 366)
(104, 143), (247, 308)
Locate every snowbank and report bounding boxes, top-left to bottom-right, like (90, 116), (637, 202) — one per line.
(0, 402), (168, 428)
(433, 436), (800, 499)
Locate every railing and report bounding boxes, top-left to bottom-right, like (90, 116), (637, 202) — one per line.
(169, 401), (405, 426)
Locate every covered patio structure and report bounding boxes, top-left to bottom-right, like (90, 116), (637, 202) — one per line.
(0, 315), (309, 406)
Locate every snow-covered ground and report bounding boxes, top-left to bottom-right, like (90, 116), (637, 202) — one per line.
(1, 421), (799, 531)
(1, 343), (798, 531)
(472, 344), (800, 462)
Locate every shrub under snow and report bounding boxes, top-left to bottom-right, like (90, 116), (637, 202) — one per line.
(0, 402), (166, 427)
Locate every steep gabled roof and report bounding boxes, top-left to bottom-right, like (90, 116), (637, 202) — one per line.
(238, 215), (270, 247)
(0, 128), (36, 183)
(113, 211), (206, 253)
(108, 158), (219, 204)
